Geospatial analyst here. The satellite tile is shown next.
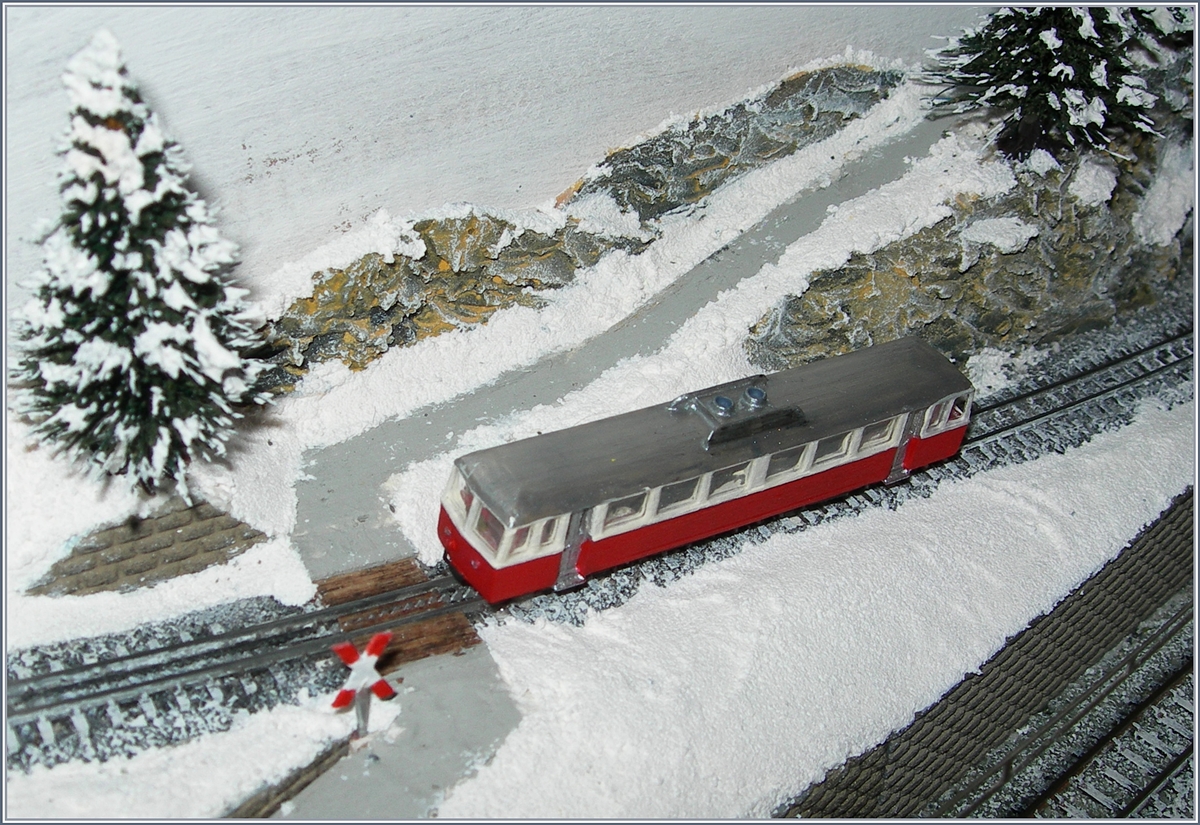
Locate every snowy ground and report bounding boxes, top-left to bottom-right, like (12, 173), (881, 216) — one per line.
(5, 20), (1196, 821)
(4, 5), (984, 315)
(6, 70), (945, 649)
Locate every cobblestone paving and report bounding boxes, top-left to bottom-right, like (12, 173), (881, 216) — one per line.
(26, 496), (266, 597)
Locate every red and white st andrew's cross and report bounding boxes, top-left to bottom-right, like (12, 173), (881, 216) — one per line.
(331, 631), (396, 709)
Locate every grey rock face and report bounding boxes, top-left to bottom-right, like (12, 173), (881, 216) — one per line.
(746, 131), (1193, 370)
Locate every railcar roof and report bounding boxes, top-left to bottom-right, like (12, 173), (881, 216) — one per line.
(456, 337), (972, 526)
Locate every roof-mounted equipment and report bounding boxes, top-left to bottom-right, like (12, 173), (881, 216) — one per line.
(668, 375), (805, 449)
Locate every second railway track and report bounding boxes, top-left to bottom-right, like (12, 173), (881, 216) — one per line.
(6, 320), (1194, 773)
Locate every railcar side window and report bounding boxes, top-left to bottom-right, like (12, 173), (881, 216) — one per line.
(475, 505), (506, 552)
(501, 518), (566, 563)
(503, 516), (565, 565)
(766, 444), (811, 481)
(538, 518), (558, 546)
(922, 393), (972, 436)
(710, 462), (751, 498)
(603, 491), (648, 532)
(508, 525), (531, 555)
(859, 417), (899, 453)
(924, 401), (948, 433)
(812, 433), (851, 468)
(948, 395), (969, 423)
(658, 477), (701, 516)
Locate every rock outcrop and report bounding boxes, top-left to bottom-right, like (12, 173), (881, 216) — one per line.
(746, 131), (1193, 370)
(253, 65), (903, 392)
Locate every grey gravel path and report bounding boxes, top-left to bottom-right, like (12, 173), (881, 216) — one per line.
(292, 114), (956, 580)
(273, 644), (520, 820)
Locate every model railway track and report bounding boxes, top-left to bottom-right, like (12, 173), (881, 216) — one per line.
(7, 329), (1192, 771)
(1024, 664), (1194, 818)
(6, 576), (483, 770)
(924, 594), (1194, 818)
(968, 330), (1193, 437)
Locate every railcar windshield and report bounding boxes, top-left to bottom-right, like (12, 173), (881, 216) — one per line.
(921, 391), (974, 437)
(443, 469), (570, 568)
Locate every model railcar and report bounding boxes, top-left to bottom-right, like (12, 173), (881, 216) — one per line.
(438, 337), (974, 603)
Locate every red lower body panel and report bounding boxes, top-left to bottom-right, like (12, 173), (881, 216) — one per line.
(439, 427), (966, 603)
(903, 426), (968, 471)
(439, 507), (559, 603)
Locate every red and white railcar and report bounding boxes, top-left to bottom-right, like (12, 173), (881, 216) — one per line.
(438, 337), (974, 603)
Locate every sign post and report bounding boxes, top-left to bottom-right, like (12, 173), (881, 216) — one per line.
(331, 631), (396, 738)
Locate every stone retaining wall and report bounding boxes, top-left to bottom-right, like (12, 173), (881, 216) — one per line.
(779, 488), (1193, 818)
(251, 65), (902, 393)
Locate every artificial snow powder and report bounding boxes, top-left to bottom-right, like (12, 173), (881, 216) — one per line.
(5, 25), (1194, 818)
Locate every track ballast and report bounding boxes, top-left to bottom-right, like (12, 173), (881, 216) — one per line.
(6, 302), (1193, 775)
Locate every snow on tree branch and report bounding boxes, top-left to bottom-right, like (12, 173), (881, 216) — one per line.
(925, 7), (1184, 160)
(11, 29), (269, 501)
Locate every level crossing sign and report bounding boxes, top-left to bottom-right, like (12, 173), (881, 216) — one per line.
(331, 631), (396, 721)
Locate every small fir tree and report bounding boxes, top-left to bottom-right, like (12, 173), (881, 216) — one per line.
(927, 7), (1160, 159)
(12, 30), (267, 499)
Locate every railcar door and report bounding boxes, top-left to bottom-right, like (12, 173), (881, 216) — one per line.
(553, 509), (591, 592)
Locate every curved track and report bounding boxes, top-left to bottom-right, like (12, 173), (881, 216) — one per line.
(6, 327), (1193, 774)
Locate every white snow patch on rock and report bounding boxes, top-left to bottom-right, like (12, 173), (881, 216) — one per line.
(563, 191), (649, 240)
(960, 216), (1039, 253)
(964, 346), (1050, 400)
(1068, 159), (1118, 206)
(1133, 141), (1194, 246)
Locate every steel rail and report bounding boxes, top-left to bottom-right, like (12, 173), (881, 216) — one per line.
(927, 599), (1193, 817)
(1021, 661), (1195, 818)
(967, 329), (1194, 420)
(7, 576), (481, 723)
(965, 331), (1193, 442)
(7, 325), (1194, 772)
(1121, 739), (1195, 817)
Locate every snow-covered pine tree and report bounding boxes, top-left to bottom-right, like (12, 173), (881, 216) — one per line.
(12, 30), (267, 500)
(927, 7), (1160, 159)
